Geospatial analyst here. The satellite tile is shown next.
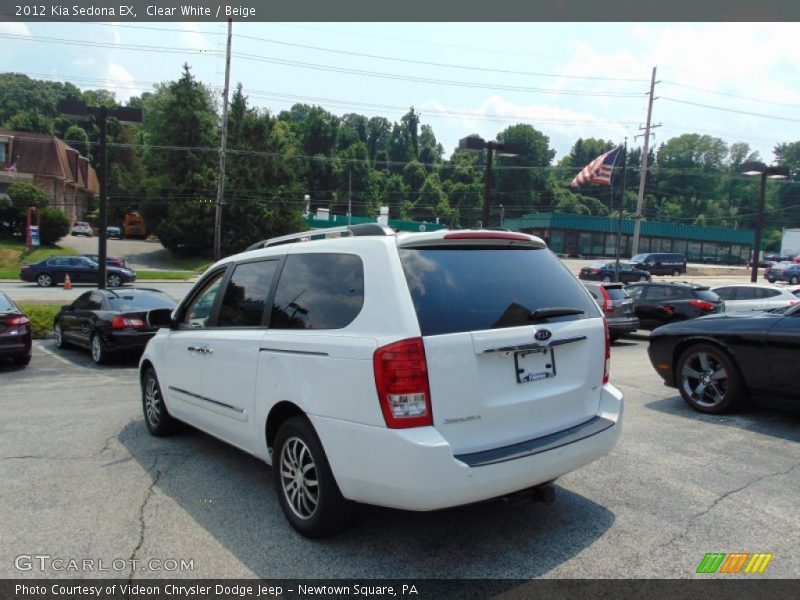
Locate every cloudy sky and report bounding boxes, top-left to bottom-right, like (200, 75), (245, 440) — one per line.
(2, 21), (799, 163)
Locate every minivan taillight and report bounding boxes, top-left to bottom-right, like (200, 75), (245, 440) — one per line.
(7, 316), (30, 327)
(373, 337), (432, 428)
(603, 318), (611, 385)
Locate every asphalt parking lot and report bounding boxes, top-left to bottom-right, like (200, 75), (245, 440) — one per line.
(1, 334), (799, 580)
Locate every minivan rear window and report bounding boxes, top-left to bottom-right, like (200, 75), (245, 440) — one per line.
(399, 248), (599, 336)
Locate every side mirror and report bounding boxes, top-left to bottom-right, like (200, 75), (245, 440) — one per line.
(146, 308), (175, 329)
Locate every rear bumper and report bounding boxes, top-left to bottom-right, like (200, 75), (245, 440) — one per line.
(0, 333), (32, 357)
(608, 317), (639, 336)
(312, 384), (623, 511)
(101, 331), (154, 353)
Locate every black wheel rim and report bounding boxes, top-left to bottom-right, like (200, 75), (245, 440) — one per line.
(681, 351), (728, 408)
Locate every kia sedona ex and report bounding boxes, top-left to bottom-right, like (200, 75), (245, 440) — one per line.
(139, 225), (623, 537)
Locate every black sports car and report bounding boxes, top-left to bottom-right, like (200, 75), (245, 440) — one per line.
(648, 305), (800, 414)
(20, 256), (136, 288)
(579, 261), (651, 283)
(54, 288), (177, 364)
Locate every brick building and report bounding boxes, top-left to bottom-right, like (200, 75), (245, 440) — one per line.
(0, 130), (99, 221)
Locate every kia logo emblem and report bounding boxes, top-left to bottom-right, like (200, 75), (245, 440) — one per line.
(535, 329), (552, 341)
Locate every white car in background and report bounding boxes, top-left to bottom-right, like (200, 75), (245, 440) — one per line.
(711, 283), (799, 313)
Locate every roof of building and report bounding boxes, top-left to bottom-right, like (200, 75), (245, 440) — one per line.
(0, 130), (99, 195)
(503, 213), (754, 245)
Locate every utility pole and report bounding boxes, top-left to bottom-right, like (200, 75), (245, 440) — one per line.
(632, 66), (660, 257)
(347, 170), (352, 225)
(482, 142), (494, 228)
(98, 107), (108, 288)
(214, 18), (233, 262)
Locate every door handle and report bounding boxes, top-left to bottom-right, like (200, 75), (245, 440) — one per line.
(187, 346), (213, 354)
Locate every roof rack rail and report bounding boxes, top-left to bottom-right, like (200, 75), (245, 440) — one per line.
(245, 223), (395, 251)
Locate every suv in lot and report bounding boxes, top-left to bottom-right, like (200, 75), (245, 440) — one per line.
(629, 253), (686, 276)
(625, 281), (724, 329)
(140, 226), (623, 537)
(71, 222), (93, 237)
(582, 282), (639, 340)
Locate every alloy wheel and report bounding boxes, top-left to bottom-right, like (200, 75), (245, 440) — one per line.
(107, 274), (122, 287)
(680, 350), (728, 408)
(91, 335), (103, 363)
(279, 436), (319, 520)
(144, 376), (161, 428)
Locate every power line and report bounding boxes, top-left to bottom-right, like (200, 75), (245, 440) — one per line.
(660, 97), (800, 124)
(234, 34), (648, 83)
(660, 80), (800, 109)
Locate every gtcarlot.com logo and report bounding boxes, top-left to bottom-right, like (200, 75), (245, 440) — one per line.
(696, 552), (773, 574)
(15, 554), (195, 573)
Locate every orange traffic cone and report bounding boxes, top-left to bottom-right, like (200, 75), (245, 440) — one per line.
(64, 273), (72, 290)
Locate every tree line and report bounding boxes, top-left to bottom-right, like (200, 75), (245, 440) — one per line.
(1, 67), (798, 256)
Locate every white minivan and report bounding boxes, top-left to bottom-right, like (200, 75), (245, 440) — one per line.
(140, 225), (623, 537)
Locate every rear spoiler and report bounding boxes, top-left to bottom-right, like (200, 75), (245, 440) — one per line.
(397, 230), (545, 249)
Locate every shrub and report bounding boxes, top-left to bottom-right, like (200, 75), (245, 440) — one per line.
(38, 208), (71, 246)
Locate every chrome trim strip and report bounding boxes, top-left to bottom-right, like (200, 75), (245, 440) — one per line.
(259, 347), (330, 357)
(168, 386), (244, 413)
(481, 335), (587, 354)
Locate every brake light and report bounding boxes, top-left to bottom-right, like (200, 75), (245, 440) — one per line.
(443, 231), (530, 241)
(373, 338), (432, 428)
(689, 300), (716, 311)
(7, 316), (30, 326)
(112, 316), (146, 330)
(603, 318), (610, 385)
(789, 300), (799, 306)
(599, 285), (612, 312)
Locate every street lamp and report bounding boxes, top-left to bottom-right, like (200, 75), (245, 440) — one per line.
(58, 100), (142, 289)
(740, 161), (789, 283)
(458, 136), (521, 228)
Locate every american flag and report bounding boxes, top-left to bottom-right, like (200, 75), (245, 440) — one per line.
(569, 146), (623, 187)
(3, 161), (17, 177)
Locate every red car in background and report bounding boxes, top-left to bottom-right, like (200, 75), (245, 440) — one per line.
(0, 291), (32, 366)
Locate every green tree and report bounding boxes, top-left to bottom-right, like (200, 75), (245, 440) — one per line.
(38, 207), (70, 245)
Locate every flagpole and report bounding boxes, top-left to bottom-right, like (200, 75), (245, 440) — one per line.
(614, 139), (628, 282)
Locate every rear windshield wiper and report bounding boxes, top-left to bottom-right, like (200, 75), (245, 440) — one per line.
(527, 308), (585, 322)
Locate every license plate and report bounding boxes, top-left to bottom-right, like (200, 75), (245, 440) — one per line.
(515, 348), (556, 383)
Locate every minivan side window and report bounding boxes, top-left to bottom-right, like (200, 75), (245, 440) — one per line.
(270, 253), (364, 330)
(217, 260), (279, 327)
(183, 271), (226, 328)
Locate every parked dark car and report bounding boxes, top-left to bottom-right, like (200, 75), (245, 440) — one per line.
(625, 282), (724, 330)
(0, 291), (32, 366)
(579, 261), (651, 283)
(81, 253), (127, 268)
(648, 304), (800, 414)
(106, 226), (122, 239)
(582, 281), (639, 340)
(629, 252), (687, 276)
(54, 288), (177, 364)
(765, 261), (800, 284)
(20, 256), (136, 288)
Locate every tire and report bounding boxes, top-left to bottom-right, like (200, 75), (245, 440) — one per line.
(791, 276), (799, 285)
(767, 278), (776, 284)
(142, 368), (179, 436)
(12, 353), (31, 366)
(602, 275), (612, 283)
(672, 269), (681, 277)
(107, 273), (122, 288)
(675, 344), (746, 414)
(54, 322), (68, 349)
(638, 275), (648, 282)
(273, 416), (355, 538)
(90, 333), (108, 364)
(36, 273), (54, 287)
